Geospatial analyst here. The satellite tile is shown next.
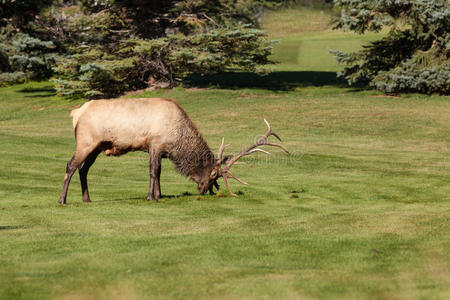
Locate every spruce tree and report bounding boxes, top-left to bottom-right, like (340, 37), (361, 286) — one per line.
(332, 0), (449, 94)
(0, 0), (61, 85)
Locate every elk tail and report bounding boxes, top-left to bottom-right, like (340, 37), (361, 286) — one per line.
(70, 101), (92, 129)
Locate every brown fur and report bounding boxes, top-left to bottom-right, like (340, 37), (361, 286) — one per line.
(58, 98), (219, 204)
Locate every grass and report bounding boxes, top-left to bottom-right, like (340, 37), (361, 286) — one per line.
(263, 7), (383, 72)
(1, 6), (450, 300)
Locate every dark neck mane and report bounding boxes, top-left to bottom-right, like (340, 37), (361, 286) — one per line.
(169, 120), (215, 178)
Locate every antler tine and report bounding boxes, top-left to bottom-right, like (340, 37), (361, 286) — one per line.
(219, 119), (289, 196)
(226, 169), (248, 185)
(217, 137), (225, 159)
(263, 118), (282, 141)
(224, 119), (288, 169)
(267, 142), (290, 154)
(222, 174), (237, 197)
(270, 132), (282, 142)
(217, 137), (229, 160)
(248, 148), (270, 155)
(263, 118), (271, 131)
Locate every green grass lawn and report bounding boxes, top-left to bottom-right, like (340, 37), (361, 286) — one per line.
(1, 7), (449, 300)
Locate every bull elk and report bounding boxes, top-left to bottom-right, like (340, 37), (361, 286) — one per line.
(58, 98), (288, 204)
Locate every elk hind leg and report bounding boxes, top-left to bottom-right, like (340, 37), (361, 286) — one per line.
(154, 160), (162, 199)
(58, 144), (97, 204)
(58, 155), (77, 204)
(79, 148), (101, 203)
(147, 151), (162, 202)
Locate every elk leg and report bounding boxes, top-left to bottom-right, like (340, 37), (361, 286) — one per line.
(147, 151), (162, 202)
(154, 160), (162, 199)
(147, 154), (154, 201)
(58, 144), (97, 204)
(79, 148), (101, 203)
(209, 181), (220, 195)
(58, 156), (77, 205)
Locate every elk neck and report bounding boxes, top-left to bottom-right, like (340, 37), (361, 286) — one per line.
(168, 120), (216, 178)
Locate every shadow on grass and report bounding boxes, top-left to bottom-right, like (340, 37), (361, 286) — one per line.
(95, 193), (192, 203)
(19, 85), (56, 98)
(96, 190), (239, 203)
(0, 225), (25, 230)
(184, 71), (347, 90)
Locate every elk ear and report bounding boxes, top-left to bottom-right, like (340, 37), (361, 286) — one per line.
(210, 167), (222, 179)
(190, 174), (201, 183)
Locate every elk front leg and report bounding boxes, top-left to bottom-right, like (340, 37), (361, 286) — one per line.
(208, 186), (215, 195)
(209, 181), (220, 195)
(147, 151), (162, 202)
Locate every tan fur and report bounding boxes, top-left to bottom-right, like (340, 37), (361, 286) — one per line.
(72, 98), (214, 175)
(71, 101), (93, 129)
(74, 98), (181, 150)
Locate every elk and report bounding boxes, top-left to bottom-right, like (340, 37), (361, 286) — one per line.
(58, 98), (288, 204)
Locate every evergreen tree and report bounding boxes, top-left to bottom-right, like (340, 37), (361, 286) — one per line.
(0, 48), (10, 72)
(51, 0), (278, 98)
(0, 0), (63, 85)
(332, 0), (449, 94)
(0, 0), (54, 29)
(0, 0), (280, 97)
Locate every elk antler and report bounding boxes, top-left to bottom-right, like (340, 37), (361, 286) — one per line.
(217, 137), (229, 161)
(220, 119), (289, 196)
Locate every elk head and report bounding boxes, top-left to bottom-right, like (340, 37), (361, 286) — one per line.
(199, 119), (289, 196)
